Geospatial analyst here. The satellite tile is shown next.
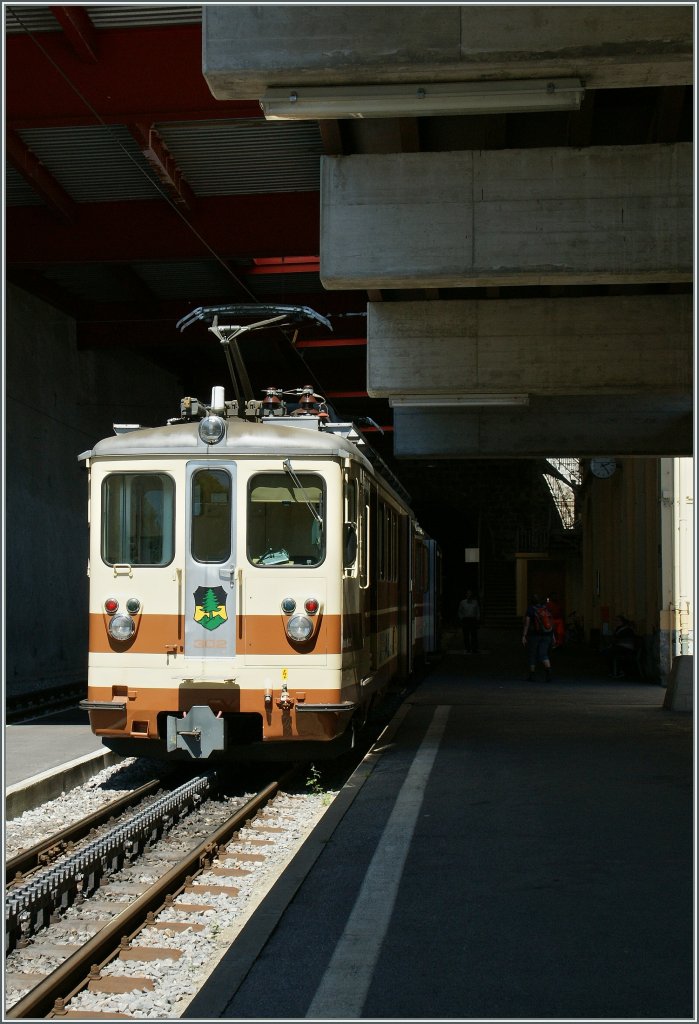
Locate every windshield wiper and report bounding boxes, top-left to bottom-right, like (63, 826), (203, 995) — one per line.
(283, 459), (322, 526)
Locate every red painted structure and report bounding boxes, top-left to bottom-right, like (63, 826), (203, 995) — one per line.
(6, 9), (383, 429)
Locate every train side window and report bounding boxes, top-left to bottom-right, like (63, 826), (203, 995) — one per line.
(102, 473), (175, 566)
(248, 472), (325, 567)
(377, 502), (386, 580)
(359, 488), (370, 588)
(389, 507), (397, 581)
(191, 469), (231, 563)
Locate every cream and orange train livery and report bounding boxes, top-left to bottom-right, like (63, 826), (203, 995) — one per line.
(79, 321), (439, 760)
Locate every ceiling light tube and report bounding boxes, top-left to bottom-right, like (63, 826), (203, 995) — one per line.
(260, 79), (584, 121)
(389, 394), (530, 408)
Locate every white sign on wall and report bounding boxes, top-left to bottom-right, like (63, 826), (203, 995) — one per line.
(464, 548), (480, 562)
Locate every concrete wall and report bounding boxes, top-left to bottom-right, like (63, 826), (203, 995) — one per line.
(321, 145), (692, 289)
(5, 284), (182, 696)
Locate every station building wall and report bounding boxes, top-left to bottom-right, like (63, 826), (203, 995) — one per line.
(5, 284), (182, 696)
(581, 459), (663, 680)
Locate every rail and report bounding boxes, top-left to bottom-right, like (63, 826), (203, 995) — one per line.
(6, 772), (295, 1019)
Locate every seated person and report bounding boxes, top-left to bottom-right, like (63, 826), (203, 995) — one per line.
(603, 615), (638, 678)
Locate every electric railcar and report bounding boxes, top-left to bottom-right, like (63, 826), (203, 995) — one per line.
(79, 305), (439, 761)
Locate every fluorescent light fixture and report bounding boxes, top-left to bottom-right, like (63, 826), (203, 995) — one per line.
(389, 394), (530, 408)
(260, 79), (584, 121)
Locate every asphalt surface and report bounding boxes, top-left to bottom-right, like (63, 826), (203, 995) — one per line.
(185, 629), (694, 1020)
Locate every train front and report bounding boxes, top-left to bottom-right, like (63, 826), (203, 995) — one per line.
(79, 393), (361, 761)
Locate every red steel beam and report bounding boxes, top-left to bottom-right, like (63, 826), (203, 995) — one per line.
(49, 6), (99, 62)
(253, 256), (319, 266)
(296, 338), (366, 349)
(129, 122), (196, 209)
(6, 24), (260, 129)
(249, 260), (320, 276)
(6, 129), (76, 222)
(5, 193), (320, 263)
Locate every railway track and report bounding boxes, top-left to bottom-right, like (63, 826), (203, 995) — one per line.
(6, 778), (164, 885)
(5, 767), (314, 1019)
(5, 687), (86, 724)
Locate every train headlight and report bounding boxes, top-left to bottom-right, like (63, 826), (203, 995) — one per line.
(199, 415), (226, 445)
(126, 597), (141, 614)
(281, 597), (296, 614)
(304, 598), (319, 615)
(108, 613), (135, 641)
(286, 614), (313, 642)
(104, 598), (119, 615)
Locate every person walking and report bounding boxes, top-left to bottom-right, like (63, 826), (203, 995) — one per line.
(522, 593), (555, 681)
(458, 589), (481, 654)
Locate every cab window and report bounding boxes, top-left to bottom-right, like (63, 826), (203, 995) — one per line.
(247, 472), (325, 567)
(102, 473), (174, 566)
(191, 469), (232, 563)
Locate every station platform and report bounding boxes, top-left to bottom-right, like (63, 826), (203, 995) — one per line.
(184, 628), (694, 1021)
(4, 706), (119, 817)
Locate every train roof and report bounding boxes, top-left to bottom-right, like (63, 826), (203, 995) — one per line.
(80, 413), (413, 509)
(83, 415), (367, 463)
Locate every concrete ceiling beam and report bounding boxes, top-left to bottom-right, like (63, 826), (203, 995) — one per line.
(393, 395), (693, 459)
(321, 144), (692, 290)
(203, 6), (693, 95)
(367, 295), (691, 398)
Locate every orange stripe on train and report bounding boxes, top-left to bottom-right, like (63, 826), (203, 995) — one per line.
(89, 613), (342, 655)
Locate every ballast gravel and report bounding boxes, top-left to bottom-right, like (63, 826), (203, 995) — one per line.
(5, 757), (162, 856)
(53, 793), (333, 1019)
(5, 761), (338, 1019)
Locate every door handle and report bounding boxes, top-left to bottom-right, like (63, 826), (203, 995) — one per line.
(218, 566), (236, 584)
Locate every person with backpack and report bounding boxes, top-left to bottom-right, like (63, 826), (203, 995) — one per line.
(546, 592), (566, 648)
(522, 593), (555, 681)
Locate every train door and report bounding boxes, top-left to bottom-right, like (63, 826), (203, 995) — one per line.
(184, 462), (237, 662)
(367, 481), (380, 672)
(412, 532), (428, 661)
(397, 512), (413, 678)
(357, 474), (374, 673)
(422, 539), (441, 655)
(343, 471), (370, 682)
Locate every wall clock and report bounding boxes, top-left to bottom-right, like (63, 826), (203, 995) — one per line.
(590, 458), (617, 479)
